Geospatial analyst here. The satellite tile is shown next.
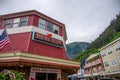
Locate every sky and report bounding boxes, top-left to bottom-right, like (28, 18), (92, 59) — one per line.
(0, 0), (120, 44)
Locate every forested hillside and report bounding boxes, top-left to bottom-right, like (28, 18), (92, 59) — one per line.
(66, 42), (90, 59)
(90, 13), (120, 49)
(74, 13), (120, 62)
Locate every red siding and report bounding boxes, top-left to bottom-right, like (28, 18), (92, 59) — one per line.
(0, 20), (6, 29)
(0, 32), (67, 60)
(59, 26), (63, 36)
(28, 33), (66, 59)
(28, 15), (34, 26)
(33, 15), (39, 27)
(0, 11), (67, 59)
(0, 33), (31, 53)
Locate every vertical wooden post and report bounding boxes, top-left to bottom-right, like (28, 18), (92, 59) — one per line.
(46, 73), (48, 80)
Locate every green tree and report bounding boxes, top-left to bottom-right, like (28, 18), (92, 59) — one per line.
(0, 73), (7, 80)
(0, 70), (25, 80)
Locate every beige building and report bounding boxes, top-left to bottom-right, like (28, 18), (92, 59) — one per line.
(99, 37), (120, 79)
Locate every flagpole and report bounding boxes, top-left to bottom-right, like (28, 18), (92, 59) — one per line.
(4, 28), (11, 43)
(4, 28), (13, 51)
(0, 29), (10, 50)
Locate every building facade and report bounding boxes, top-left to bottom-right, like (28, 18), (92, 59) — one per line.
(84, 53), (104, 80)
(0, 10), (80, 80)
(100, 38), (120, 79)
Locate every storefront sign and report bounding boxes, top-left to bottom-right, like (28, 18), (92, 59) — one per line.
(31, 67), (61, 73)
(32, 32), (62, 48)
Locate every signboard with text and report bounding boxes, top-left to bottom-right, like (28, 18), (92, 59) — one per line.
(32, 32), (62, 48)
(31, 67), (61, 73)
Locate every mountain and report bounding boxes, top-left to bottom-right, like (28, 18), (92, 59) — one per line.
(73, 12), (120, 62)
(66, 42), (90, 59)
(90, 13), (120, 49)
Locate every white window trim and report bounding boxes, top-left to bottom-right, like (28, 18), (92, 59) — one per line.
(115, 44), (120, 51)
(47, 21), (53, 32)
(108, 48), (113, 54)
(110, 58), (117, 66)
(38, 18), (46, 30)
(100, 51), (106, 57)
(53, 25), (59, 35)
(20, 16), (28, 26)
(104, 61), (110, 67)
(118, 57), (120, 63)
(12, 18), (20, 28)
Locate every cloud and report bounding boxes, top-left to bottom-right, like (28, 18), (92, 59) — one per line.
(0, 0), (120, 44)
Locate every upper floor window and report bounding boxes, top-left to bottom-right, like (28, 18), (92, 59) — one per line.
(115, 44), (120, 51)
(20, 17), (28, 26)
(108, 48), (113, 54)
(12, 18), (20, 28)
(101, 51), (106, 57)
(111, 59), (117, 66)
(38, 18), (60, 35)
(104, 61), (109, 67)
(38, 18), (46, 30)
(5, 17), (28, 28)
(118, 57), (120, 63)
(53, 25), (59, 34)
(47, 22), (53, 32)
(5, 19), (12, 28)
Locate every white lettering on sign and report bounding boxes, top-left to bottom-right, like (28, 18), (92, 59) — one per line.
(32, 32), (62, 48)
(31, 67), (61, 73)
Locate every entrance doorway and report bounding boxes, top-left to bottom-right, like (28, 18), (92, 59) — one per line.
(48, 73), (57, 80)
(36, 73), (57, 80)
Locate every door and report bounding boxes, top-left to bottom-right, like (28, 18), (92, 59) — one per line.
(36, 73), (46, 80)
(48, 73), (57, 80)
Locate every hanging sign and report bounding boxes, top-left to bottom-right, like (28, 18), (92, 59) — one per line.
(31, 67), (61, 73)
(32, 32), (62, 48)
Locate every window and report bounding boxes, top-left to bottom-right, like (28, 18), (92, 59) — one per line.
(53, 25), (59, 34)
(12, 18), (20, 28)
(5, 17), (28, 28)
(93, 67), (96, 73)
(101, 51), (106, 57)
(104, 61), (109, 67)
(20, 17), (28, 26)
(115, 44), (120, 51)
(118, 57), (120, 63)
(5, 19), (12, 28)
(111, 59), (117, 66)
(98, 66), (102, 71)
(47, 22), (53, 32)
(38, 18), (46, 29)
(108, 48), (113, 54)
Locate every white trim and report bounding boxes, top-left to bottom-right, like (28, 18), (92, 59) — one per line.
(0, 26), (64, 42)
(104, 61), (110, 67)
(110, 58), (117, 66)
(99, 38), (120, 50)
(0, 52), (80, 67)
(118, 57), (120, 63)
(104, 70), (120, 75)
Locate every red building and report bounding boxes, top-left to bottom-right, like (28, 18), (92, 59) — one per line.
(0, 10), (80, 80)
(84, 53), (104, 79)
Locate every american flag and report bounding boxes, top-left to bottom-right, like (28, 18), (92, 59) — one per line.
(0, 30), (10, 50)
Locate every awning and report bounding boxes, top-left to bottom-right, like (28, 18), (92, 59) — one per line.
(0, 52), (80, 74)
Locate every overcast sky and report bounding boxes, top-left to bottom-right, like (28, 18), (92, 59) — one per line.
(0, 0), (120, 43)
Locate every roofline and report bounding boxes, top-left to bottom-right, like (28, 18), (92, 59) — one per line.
(0, 52), (80, 68)
(0, 10), (67, 40)
(86, 53), (100, 62)
(0, 10), (63, 25)
(99, 37), (120, 51)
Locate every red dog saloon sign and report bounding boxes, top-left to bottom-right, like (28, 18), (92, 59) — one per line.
(32, 32), (62, 48)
